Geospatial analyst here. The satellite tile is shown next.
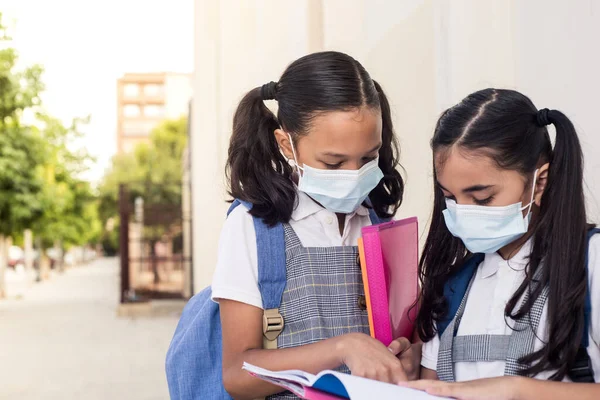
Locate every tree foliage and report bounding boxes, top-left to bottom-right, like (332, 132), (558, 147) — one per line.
(0, 12), (100, 249)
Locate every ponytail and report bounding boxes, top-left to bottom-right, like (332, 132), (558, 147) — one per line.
(226, 87), (296, 226)
(370, 80), (404, 219)
(514, 109), (589, 379)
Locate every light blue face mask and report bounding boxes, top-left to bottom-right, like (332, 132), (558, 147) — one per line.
(288, 134), (384, 214)
(442, 171), (538, 254)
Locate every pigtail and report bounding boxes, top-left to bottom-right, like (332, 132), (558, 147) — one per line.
(226, 87), (296, 226)
(369, 80), (404, 219)
(516, 109), (589, 379)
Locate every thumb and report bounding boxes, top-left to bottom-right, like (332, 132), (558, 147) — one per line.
(388, 337), (411, 356)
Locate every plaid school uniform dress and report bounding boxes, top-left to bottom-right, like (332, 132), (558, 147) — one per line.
(267, 224), (370, 400)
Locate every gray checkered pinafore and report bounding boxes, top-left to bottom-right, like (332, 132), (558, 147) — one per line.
(267, 224), (370, 400)
(437, 266), (549, 381)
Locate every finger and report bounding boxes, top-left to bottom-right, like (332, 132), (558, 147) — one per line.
(388, 337), (411, 355)
(427, 385), (460, 399)
(390, 362), (408, 384)
(399, 357), (415, 381)
(400, 379), (438, 390)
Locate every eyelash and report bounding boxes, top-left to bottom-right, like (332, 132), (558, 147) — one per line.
(443, 194), (494, 206)
(323, 157), (377, 170)
(474, 196), (494, 206)
(324, 162), (343, 169)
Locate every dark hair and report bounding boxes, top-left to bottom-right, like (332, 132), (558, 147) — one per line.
(226, 51), (404, 225)
(416, 88), (591, 380)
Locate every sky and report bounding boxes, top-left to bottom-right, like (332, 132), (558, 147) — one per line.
(2, 0), (194, 183)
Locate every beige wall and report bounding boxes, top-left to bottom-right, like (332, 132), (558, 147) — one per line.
(191, 0), (600, 292)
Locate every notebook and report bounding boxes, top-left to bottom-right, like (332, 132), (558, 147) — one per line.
(243, 362), (447, 400)
(359, 217), (419, 346)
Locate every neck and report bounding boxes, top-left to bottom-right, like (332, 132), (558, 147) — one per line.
(498, 206), (538, 260)
(497, 232), (532, 260)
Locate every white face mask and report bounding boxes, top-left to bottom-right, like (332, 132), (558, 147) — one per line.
(287, 134), (384, 214)
(442, 170), (538, 254)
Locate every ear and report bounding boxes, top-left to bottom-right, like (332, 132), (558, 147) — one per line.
(534, 162), (550, 206)
(274, 128), (294, 160)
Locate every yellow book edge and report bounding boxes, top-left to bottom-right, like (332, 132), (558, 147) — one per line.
(358, 238), (375, 338)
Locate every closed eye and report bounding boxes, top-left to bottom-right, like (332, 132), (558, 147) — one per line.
(323, 162), (343, 169)
(473, 196), (494, 206)
(362, 156), (377, 164)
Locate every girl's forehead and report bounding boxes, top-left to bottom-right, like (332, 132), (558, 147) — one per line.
(435, 147), (520, 189)
(302, 108), (382, 148)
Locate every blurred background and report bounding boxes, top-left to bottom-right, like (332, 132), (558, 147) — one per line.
(0, 0), (598, 399)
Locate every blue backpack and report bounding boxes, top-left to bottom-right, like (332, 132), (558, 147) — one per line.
(438, 228), (600, 383)
(165, 200), (386, 399)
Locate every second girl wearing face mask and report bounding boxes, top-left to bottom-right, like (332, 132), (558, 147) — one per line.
(211, 52), (420, 400)
(408, 88), (600, 399)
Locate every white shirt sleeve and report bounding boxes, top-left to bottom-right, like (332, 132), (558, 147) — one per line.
(588, 234), (600, 348)
(210, 205), (262, 309)
(421, 330), (440, 371)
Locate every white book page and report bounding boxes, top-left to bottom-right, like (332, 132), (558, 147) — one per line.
(322, 371), (449, 400)
(244, 363), (449, 400)
(242, 362), (318, 392)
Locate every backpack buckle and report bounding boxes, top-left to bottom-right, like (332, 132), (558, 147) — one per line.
(262, 308), (284, 341)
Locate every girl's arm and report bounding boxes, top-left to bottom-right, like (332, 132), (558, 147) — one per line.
(420, 367), (438, 380)
(220, 299), (412, 400)
(405, 376), (599, 400)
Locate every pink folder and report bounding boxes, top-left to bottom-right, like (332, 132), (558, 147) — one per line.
(360, 217), (419, 347)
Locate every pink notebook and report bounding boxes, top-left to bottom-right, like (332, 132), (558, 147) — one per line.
(361, 217), (419, 347)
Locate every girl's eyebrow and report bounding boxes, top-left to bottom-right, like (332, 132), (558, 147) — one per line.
(437, 182), (495, 193)
(321, 143), (382, 158)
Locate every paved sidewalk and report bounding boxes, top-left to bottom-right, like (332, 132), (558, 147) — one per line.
(0, 258), (180, 400)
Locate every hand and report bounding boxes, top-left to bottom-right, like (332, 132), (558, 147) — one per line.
(388, 338), (422, 381)
(402, 377), (523, 400)
(336, 333), (408, 384)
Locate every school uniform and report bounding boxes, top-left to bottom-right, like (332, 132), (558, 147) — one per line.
(421, 237), (600, 382)
(212, 189), (374, 399)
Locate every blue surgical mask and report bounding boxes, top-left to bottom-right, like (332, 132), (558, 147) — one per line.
(442, 170), (538, 254)
(288, 134), (384, 214)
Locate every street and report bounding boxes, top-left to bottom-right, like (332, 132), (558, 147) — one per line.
(0, 258), (180, 400)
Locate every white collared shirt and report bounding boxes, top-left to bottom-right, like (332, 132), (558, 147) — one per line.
(421, 236), (600, 382)
(211, 189), (373, 309)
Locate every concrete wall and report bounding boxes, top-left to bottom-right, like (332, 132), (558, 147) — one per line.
(191, 0), (600, 292)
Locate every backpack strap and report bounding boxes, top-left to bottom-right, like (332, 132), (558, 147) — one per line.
(570, 227), (600, 383)
(438, 253), (485, 337)
(228, 200), (286, 350)
(367, 207), (391, 225)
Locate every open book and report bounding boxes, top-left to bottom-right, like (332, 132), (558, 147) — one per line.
(243, 363), (447, 400)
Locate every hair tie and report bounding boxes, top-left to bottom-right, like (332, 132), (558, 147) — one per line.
(260, 81), (278, 101)
(536, 108), (551, 127)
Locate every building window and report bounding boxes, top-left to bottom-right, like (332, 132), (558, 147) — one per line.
(123, 83), (139, 97)
(144, 83), (164, 97)
(123, 104), (141, 117)
(122, 121), (157, 136)
(143, 105), (165, 117)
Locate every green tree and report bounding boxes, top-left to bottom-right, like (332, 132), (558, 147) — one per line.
(0, 13), (101, 291)
(0, 13), (47, 237)
(98, 117), (187, 283)
(31, 114), (100, 251)
(98, 117), (188, 222)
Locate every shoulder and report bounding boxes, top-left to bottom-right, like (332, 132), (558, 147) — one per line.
(587, 231), (600, 276)
(211, 204), (262, 309)
(587, 231), (600, 346)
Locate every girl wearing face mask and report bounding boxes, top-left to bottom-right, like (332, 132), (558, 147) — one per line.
(211, 52), (419, 400)
(405, 88), (600, 399)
